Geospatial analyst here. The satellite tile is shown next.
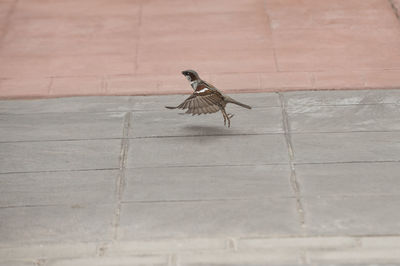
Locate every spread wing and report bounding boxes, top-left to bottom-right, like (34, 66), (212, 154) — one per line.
(166, 85), (225, 115)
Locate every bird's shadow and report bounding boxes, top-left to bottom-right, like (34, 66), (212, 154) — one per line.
(183, 125), (233, 135)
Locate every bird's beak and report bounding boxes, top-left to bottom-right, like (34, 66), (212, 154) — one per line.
(181, 71), (186, 75)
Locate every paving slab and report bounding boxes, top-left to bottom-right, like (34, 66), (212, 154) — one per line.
(295, 162), (400, 196)
(123, 165), (292, 202)
(0, 90), (399, 264)
(0, 96), (131, 115)
(128, 134), (289, 168)
(177, 250), (304, 265)
(46, 256), (168, 266)
(292, 132), (400, 164)
(104, 238), (228, 256)
(238, 236), (358, 250)
(283, 89), (400, 106)
(0, 204), (114, 246)
(308, 251), (400, 265)
(0, 112), (125, 141)
(265, 0), (398, 30)
(0, 170), (118, 207)
(0, 242), (98, 261)
(131, 107), (282, 137)
(303, 195), (400, 236)
(0, 140), (121, 173)
(287, 104), (400, 133)
(0, 92), (279, 115)
(0, 261), (36, 266)
(118, 198), (301, 239)
(273, 28), (400, 72)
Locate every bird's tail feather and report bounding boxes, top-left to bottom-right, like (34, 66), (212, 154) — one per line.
(225, 97), (252, 109)
(165, 106), (178, 109)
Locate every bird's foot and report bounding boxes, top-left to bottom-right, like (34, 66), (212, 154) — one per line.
(227, 113), (234, 119)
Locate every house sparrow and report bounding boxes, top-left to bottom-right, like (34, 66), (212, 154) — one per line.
(165, 70), (251, 127)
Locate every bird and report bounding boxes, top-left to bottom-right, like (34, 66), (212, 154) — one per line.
(165, 70), (251, 127)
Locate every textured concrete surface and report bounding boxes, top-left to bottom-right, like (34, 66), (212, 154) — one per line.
(1, 0), (400, 99)
(1, 90), (400, 265)
(124, 165), (292, 201)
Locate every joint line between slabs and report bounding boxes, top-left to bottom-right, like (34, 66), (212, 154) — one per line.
(133, 1), (143, 73)
(112, 111), (132, 240)
(388, 0), (400, 20)
(262, 1), (280, 72)
(278, 92), (306, 232)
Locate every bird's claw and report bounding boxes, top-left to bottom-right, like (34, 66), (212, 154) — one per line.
(223, 113), (234, 128)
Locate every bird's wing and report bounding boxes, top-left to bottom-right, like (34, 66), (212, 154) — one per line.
(167, 88), (225, 115)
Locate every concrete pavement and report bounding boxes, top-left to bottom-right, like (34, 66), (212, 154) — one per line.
(1, 89), (400, 265)
(1, 0), (400, 98)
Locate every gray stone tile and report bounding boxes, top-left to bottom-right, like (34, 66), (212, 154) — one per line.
(288, 104), (400, 133)
(131, 107), (282, 137)
(230, 93), (281, 107)
(130, 94), (187, 111)
(118, 198), (301, 239)
(46, 256), (168, 266)
(313, 264), (400, 266)
(183, 264), (267, 266)
(0, 204), (114, 245)
(0, 112), (125, 142)
(128, 134), (289, 168)
(131, 92), (280, 111)
(0, 170), (118, 207)
(296, 162), (400, 196)
(283, 89), (400, 106)
(0, 261), (36, 266)
(123, 165), (292, 202)
(0, 140), (121, 173)
(0, 96), (131, 114)
(303, 196), (400, 236)
(310, 262), (399, 266)
(184, 262), (304, 266)
(179, 251), (303, 265)
(0, 243), (98, 261)
(292, 132), (400, 163)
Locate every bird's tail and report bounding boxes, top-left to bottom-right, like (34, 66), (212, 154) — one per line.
(225, 96), (252, 109)
(165, 106), (178, 109)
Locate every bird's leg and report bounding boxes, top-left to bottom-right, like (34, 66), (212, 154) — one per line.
(221, 108), (231, 128)
(221, 110), (227, 126)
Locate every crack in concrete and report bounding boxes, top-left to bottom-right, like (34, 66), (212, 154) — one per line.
(278, 92), (307, 233)
(112, 112), (132, 240)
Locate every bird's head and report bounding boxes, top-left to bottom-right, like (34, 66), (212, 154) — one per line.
(181, 70), (200, 82)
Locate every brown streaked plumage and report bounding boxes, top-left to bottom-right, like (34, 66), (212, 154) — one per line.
(165, 70), (251, 127)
